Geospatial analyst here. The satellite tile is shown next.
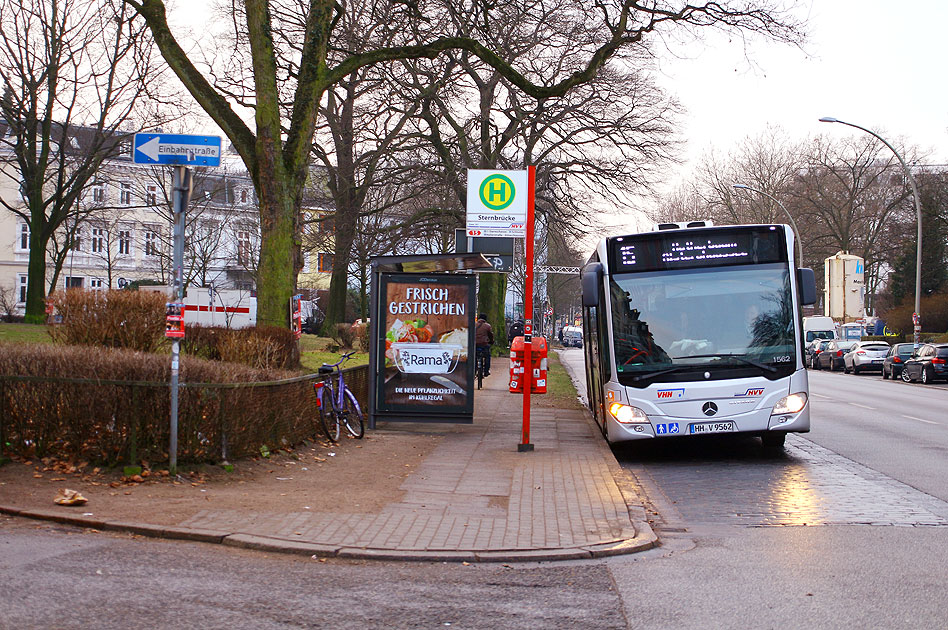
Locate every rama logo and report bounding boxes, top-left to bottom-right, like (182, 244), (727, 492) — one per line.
(736, 388), (765, 397)
(656, 388), (685, 399)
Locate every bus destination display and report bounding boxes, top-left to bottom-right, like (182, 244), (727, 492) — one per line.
(611, 226), (785, 273)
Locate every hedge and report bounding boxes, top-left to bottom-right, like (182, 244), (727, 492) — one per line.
(0, 343), (326, 466)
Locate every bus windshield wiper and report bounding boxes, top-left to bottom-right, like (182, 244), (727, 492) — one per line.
(671, 353), (778, 373)
(630, 365), (696, 383)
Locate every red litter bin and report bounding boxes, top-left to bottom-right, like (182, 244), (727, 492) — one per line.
(509, 336), (547, 394)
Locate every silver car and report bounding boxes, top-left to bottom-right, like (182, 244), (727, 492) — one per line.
(843, 341), (891, 374)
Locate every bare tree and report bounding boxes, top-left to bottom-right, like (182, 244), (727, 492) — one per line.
(789, 134), (911, 300)
(691, 126), (804, 225)
(125, 0), (804, 329)
(0, 0), (169, 322)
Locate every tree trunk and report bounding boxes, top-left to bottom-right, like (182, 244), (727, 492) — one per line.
(24, 237), (49, 324)
(477, 273), (507, 350)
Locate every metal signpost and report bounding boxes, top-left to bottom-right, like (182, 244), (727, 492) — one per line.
(133, 133), (220, 474)
(454, 229), (514, 272)
(465, 167), (535, 451)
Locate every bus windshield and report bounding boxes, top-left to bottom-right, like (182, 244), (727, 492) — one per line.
(609, 263), (796, 384)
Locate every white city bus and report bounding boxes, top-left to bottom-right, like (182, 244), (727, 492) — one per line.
(581, 223), (817, 448)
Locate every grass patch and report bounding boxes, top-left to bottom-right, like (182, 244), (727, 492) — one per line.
(542, 352), (584, 409)
(0, 323), (53, 344)
(300, 350), (370, 373)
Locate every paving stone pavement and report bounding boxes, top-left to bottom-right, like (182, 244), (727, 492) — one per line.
(624, 434), (948, 530)
(164, 374), (655, 561)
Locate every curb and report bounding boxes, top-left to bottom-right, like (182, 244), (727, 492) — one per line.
(1, 504), (656, 563)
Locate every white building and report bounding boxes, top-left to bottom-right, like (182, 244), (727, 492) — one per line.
(0, 125), (332, 318)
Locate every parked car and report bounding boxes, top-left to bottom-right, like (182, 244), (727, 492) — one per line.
(815, 340), (857, 371)
(805, 340), (823, 368)
(843, 341), (890, 374)
(882, 343), (915, 380)
(900, 343), (948, 384)
(809, 339), (832, 369)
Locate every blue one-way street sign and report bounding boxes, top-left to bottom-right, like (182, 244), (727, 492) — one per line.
(133, 133), (222, 167)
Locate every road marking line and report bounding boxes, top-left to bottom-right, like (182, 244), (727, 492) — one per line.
(850, 403), (876, 410)
(811, 393), (832, 399)
(903, 415), (939, 425)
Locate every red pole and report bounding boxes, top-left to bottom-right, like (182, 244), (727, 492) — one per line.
(519, 165), (536, 452)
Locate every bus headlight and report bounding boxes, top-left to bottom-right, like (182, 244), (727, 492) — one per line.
(771, 393), (807, 415)
(609, 402), (649, 424)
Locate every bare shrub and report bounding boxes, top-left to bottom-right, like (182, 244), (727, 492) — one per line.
(0, 342), (314, 465)
(47, 289), (166, 352)
(331, 322), (356, 349)
(183, 325), (299, 370)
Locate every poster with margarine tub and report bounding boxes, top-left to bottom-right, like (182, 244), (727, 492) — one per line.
(376, 273), (475, 420)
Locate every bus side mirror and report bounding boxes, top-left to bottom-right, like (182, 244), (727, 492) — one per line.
(581, 263), (603, 307)
(797, 268), (817, 306)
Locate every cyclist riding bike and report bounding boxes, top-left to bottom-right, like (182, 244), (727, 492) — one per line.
(475, 313), (494, 377)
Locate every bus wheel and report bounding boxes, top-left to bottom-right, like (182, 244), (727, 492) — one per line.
(761, 432), (786, 449)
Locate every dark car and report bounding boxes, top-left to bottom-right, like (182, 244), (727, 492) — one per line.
(900, 343), (948, 384)
(815, 340), (857, 371)
(805, 340), (823, 368)
(882, 343), (915, 380)
(808, 339), (833, 369)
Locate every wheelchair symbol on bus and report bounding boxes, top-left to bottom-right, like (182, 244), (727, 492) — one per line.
(656, 423), (680, 435)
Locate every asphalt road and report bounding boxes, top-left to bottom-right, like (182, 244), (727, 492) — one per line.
(558, 348), (948, 628)
(0, 516), (629, 630)
(805, 368), (948, 501)
(3, 352), (946, 629)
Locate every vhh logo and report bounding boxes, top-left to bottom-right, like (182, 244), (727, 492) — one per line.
(656, 389), (684, 399)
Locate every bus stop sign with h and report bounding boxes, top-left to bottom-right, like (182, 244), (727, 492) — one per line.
(466, 167), (537, 452)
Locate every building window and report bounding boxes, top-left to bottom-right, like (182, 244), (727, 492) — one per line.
(92, 183), (106, 203)
(91, 227), (105, 254)
(240, 189), (248, 204)
(317, 252), (333, 273)
(65, 277), (84, 289)
(89, 278), (104, 290)
(120, 182), (132, 206)
(18, 224), (29, 250)
(144, 226), (160, 257)
(317, 215), (335, 235)
(17, 275), (27, 304)
(72, 227), (82, 252)
(118, 229), (131, 255)
(236, 230), (252, 266)
(146, 184), (158, 206)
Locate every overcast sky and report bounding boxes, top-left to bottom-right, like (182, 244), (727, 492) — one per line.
(178, 1), (948, 236)
(657, 0), (948, 178)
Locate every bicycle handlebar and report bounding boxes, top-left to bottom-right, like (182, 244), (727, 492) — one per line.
(322, 350), (357, 369)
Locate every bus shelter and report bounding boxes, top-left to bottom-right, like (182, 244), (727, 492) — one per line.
(368, 254), (493, 428)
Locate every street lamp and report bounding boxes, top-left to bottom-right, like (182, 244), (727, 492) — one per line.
(732, 183), (803, 265)
(819, 116), (923, 348)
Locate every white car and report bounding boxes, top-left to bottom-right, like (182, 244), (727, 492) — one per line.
(843, 341), (891, 374)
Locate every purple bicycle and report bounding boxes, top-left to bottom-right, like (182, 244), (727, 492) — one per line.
(313, 351), (364, 441)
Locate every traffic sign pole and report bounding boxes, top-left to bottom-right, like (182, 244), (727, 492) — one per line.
(169, 165), (192, 475)
(519, 165), (536, 452)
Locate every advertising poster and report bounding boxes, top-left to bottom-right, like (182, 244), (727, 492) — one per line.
(375, 273), (474, 420)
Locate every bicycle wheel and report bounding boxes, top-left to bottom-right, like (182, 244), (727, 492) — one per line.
(341, 388), (365, 439)
(318, 384), (340, 442)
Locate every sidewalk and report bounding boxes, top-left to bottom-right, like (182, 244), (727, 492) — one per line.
(0, 368), (656, 563)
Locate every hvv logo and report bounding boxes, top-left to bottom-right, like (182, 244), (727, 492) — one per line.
(735, 388), (765, 397)
(656, 388), (685, 399)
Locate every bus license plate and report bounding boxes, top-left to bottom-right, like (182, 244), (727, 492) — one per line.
(690, 421), (735, 435)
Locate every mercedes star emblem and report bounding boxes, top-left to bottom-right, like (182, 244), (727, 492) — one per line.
(702, 402), (718, 416)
